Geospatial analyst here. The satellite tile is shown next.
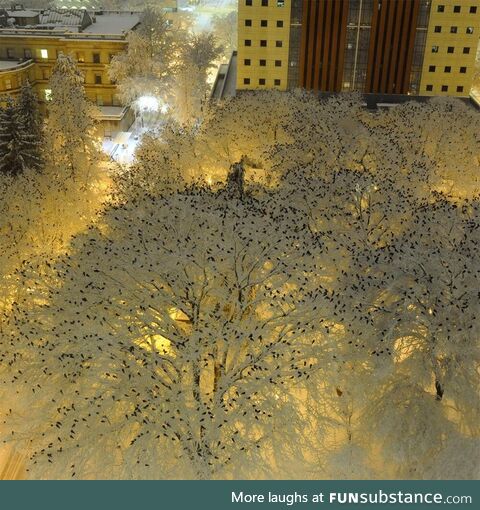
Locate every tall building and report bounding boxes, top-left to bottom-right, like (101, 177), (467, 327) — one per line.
(237, 0), (480, 97)
(0, 7), (141, 135)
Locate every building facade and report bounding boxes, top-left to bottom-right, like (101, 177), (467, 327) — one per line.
(237, 0), (480, 97)
(0, 7), (140, 135)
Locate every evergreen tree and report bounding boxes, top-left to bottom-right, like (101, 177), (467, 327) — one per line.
(0, 98), (42, 175)
(17, 80), (42, 142)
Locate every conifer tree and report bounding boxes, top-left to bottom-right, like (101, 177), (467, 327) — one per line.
(17, 80), (42, 142)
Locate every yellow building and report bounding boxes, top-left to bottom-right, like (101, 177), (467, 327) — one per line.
(0, 8), (141, 135)
(420, 0), (480, 96)
(237, 0), (291, 91)
(236, 0), (480, 98)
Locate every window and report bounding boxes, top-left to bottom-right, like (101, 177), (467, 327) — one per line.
(77, 51), (85, 63)
(44, 89), (52, 101)
(444, 66), (451, 73)
(5, 79), (11, 90)
(277, 0), (285, 5)
(450, 26), (457, 33)
(245, 39), (252, 46)
(260, 40), (267, 47)
(259, 78), (266, 85)
(245, 0), (252, 5)
(245, 19), (252, 26)
(277, 20), (283, 27)
(40, 49), (48, 59)
(276, 40), (283, 47)
(447, 46), (454, 53)
(24, 48), (32, 59)
(426, 84), (433, 91)
(243, 78), (250, 84)
(244, 58), (251, 65)
(94, 74), (102, 84)
(457, 86), (464, 93)
(6, 48), (14, 59)
(261, 0), (268, 5)
(275, 60), (282, 67)
(42, 68), (49, 80)
(260, 20), (268, 27)
(463, 47), (470, 54)
(470, 6), (477, 14)
(432, 45), (439, 53)
(437, 5), (445, 12)
(466, 27), (474, 34)
(429, 65), (436, 72)
(93, 53), (100, 64)
(274, 79), (281, 85)
(434, 26), (442, 33)
(259, 59), (266, 66)
(460, 66), (467, 73)
(96, 95), (103, 106)
(453, 6), (461, 13)
(441, 85), (448, 91)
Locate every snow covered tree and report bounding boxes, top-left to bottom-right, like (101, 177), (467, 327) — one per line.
(17, 80), (43, 143)
(46, 53), (100, 179)
(0, 98), (42, 175)
(212, 11), (237, 59)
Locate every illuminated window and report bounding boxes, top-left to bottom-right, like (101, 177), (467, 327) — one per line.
(441, 85), (448, 91)
(274, 79), (281, 85)
(457, 85), (464, 92)
(77, 51), (85, 63)
(243, 78), (250, 84)
(447, 46), (454, 53)
(429, 65), (436, 72)
(450, 26), (457, 33)
(453, 6), (461, 13)
(463, 47), (470, 54)
(261, 20), (268, 27)
(444, 66), (451, 73)
(260, 40), (267, 47)
(426, 84), (433, 91)
(432, 45), (439, 52)
(434, 26), (442, 33)
(259, 59), (266, 66)
(44, 89), (52, 100)
(259, 78), (266, 85)
(40, 49), (48, 59)
(460, 66), (467, 73)
(437, 5), (445, 12)
(244, 59), (251, 65)
(277, 20), (283, 27)
(245, 19), (252, 26)
(276, 40), (283, 47)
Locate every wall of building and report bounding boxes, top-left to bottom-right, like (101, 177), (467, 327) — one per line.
(237, 0), (292, 91)
(420, 0), (480, 97)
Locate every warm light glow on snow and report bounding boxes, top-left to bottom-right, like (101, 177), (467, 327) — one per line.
(136, 95), (160, 112)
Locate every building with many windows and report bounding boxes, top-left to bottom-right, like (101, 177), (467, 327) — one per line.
(0, 7), (141, 135)
(236, 0), (480, 98)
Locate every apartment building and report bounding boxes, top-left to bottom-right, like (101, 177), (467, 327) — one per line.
(237, 0), (480, 97)
(0, 7), (141, 135)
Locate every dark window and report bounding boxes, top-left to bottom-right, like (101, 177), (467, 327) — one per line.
(463, 47), (471, 54)
(426, 84), (433, 91)
(457, 85), (464, 92)
(260, 40), (267, 47)
(447, 46), (454, 53)
(432, 45), (439, 52)
(261, 20), (268, 27)
(466, 26), (474, 34)
(245, 19), (252, 26)
(277, 20), (283, 27)
(453, 6), (461, 13)
(429, 65), (436, 72)
(276, 40), (283, 47)
(441, 85), (448, 91)
(460, 66), (467, 73)
(450, 26), (458, 33)
(259, 78), (266, 85)
(274, 79), (281, 85)
(470, 6), (477, 14)
(93, 53), (100, 63)
(261, 0), (268, 5)
(6, 48), (14, 58)
(24, 48), (32, 59)
(444, 66), (451, 73)
(94, 74), (102, 84)
(434, 26), (442, 33)
(275, 60), (282, 67)
(259, 59), (266, 66)
(437, 5), (445, 12)
(243, 78), (250, 84)
(245, 39), (252, 46)
(246, 0), (252, 5)
(244, 59), (251, 65)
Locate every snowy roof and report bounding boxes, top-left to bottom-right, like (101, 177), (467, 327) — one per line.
(6, 10), (38, 17)
(39, 9), (87, 26)
(0, 59), (32, 70)
(83, 13), (140, 35)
